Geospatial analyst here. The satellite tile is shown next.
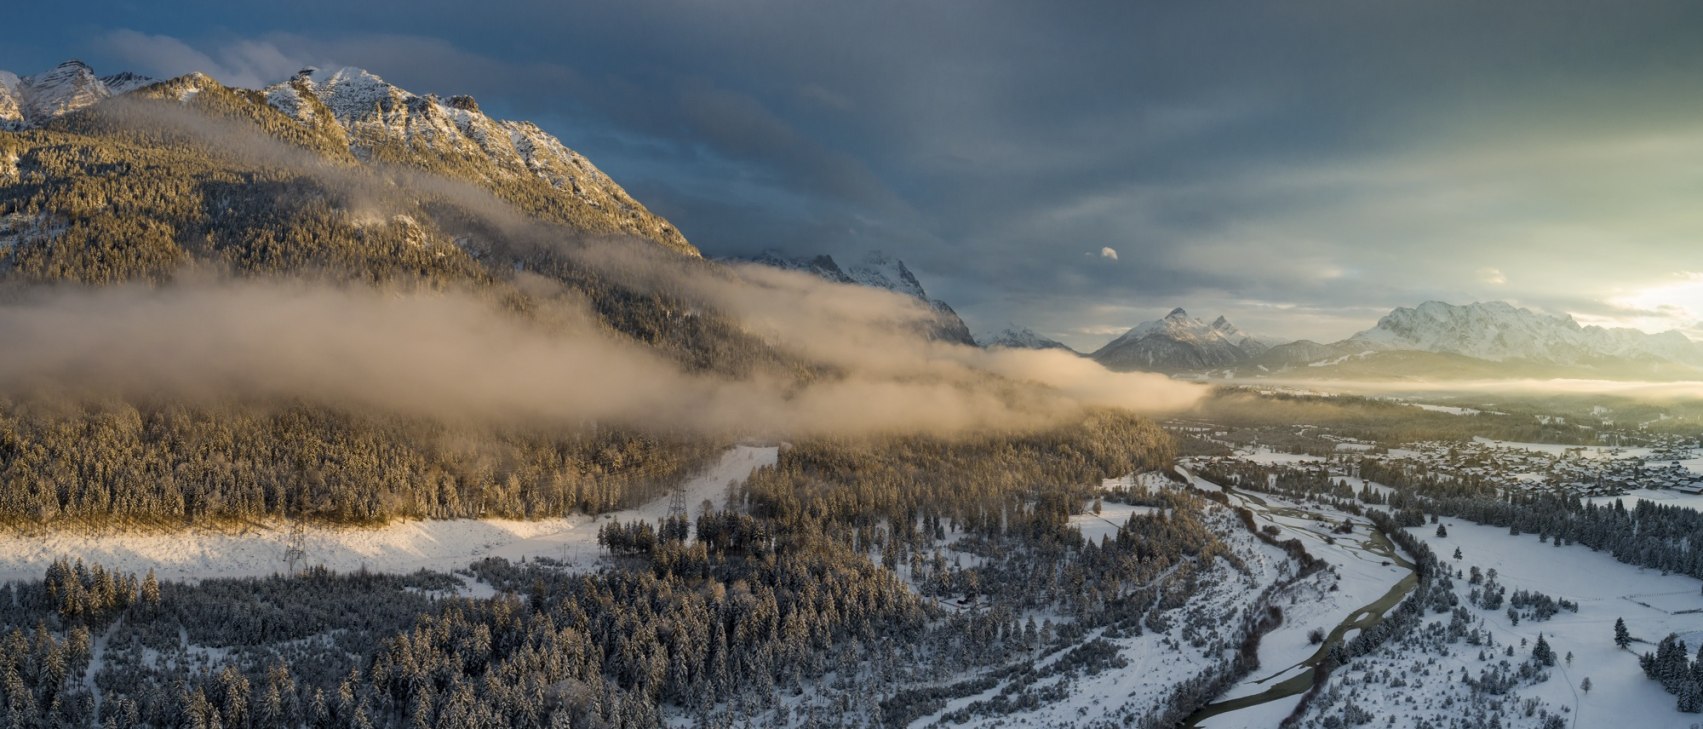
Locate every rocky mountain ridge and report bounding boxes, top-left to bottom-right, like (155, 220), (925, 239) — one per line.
(1090, 308), (1267, 373)
(735, 249), (975, 345)
(0, 60), (693, 256)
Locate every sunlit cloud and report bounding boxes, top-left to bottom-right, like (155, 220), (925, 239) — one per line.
(1575, 272), (1703, 339)
(1099, 246), (1119, 261)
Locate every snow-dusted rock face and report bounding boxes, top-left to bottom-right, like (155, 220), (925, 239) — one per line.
(0, 60), (158, 129)
(1350, 301), (1703, 365)
(264, 66), (693, 255)
(0, 72), (21, 128)
(846, 250), (929, 300)
(979, 325), (1075, 352)
(735, 249), (976, 345)
(741, 250), (856, 284)
(1091, 307), (1267, 373)
(0, 60), (694, 256)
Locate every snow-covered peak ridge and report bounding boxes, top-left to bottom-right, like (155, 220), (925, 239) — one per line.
(748, 249), (935, 300)
(254, 65), (695, 255)
(1090, 308), (1268, 373)
(0, 60), (693, 255)
(0, 60), (157, 129)
(1109, 308), (1264, 350)
(846, 250), (929, 300)
(734, 249), (976, 345)
(739, 250), (855, 284)
(979, 325), (1075, 352)
(1350, 300), (1702, 364)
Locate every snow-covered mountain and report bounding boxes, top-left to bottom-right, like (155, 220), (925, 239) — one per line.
(0, 60), (155, 129)
(1091, 308), (1267, 373)
(0, 60), (692, 255)
(736, 250), (975, 345)
(1348, 301), (1703, 366)
(261, 66), (691, 254)
(979, 325), (1075, 353)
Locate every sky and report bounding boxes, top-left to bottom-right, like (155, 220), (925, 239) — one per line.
(5, 1), (1703, 351)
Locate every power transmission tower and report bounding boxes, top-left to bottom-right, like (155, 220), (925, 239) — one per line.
(668, 483), (688, 520)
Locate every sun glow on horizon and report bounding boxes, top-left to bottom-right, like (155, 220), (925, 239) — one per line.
(1573, 272), (1703, 341)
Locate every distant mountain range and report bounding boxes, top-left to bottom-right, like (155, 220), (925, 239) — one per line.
(737, 250), (976, 345)
(1092, 300), (1703, 380)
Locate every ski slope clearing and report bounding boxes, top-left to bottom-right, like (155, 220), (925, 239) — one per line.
(0, 445), (778, 586)
(1293, 516), (1703, 728)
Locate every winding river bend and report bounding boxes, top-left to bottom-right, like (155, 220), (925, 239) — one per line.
(1182, 484), (1418, 728)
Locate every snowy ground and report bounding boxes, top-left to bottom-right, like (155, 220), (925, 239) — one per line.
(1623, 487), (1703, 512)
(912, 488), (1298, 729)
(1236, 447), (1331, 467)
(1410, 403), (1482, 416)
(1293, 516), (1703, 728)
(0, 445), (778, 586)
(1069, 503), (1162, 545)
(1182, 471), (1414, 728)
(1472, 437), (1659, 461)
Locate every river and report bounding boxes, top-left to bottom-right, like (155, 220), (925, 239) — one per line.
(1181, 482), (1419, 728)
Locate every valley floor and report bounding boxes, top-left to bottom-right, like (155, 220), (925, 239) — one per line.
(0, 445), (779, 587)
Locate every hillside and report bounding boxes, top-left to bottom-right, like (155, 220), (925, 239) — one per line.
(0, 61), (820, 526)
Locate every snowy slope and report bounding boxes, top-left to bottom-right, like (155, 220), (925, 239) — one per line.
(0, 445), (778, 586)
(264, 65), (693, 254)
(1091, 308), (1267, 373)
(0, 59), (694, 256)
(740, 249), (856, 283)
(736, 249), (977, 345)
(845, 250), (928, 299)
(978, 324), (1076, 352)
(0, 60), (158, 129)
(0, 71), (21, 128)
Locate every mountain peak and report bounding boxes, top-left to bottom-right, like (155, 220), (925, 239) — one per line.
(1, 58), (122, 128)
(847, 250), (927, 300)
(980, 325), (1075, 353)
(1092, 309), (1266, 373)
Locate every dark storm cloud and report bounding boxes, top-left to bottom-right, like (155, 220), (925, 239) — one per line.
(6, 0), (1703, 348)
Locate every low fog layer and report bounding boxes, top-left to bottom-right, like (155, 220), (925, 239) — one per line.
(1257, 378), (1703, 403)
(0, 277), (1204, 437)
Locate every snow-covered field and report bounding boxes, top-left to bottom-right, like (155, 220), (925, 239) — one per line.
(1292, 516), (1703, 728)
(1069, 503), (1162, 544)
(878, 475), (1300, 729)
(1411, 403), (1482, 416)
(1185, 474), (1414, 728)
(1472, 437), (1658, 461)
(1624, 487), (1703, 512)
(1237, 447), (1330, 466)
(0, 445), (778, 586)
(920, 496), (1297, 728)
